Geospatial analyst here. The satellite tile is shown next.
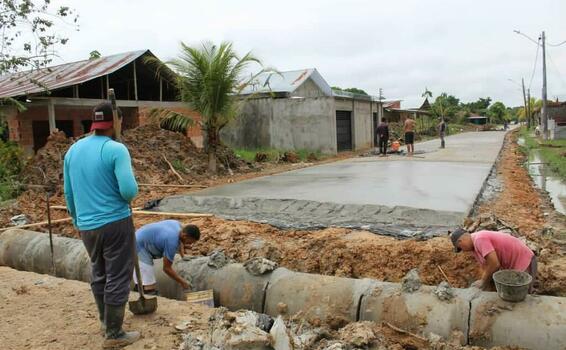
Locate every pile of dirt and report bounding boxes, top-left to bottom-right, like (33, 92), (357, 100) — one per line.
(22, 125), (250, 188)
(123, 125), (248, 184)
(23, 131), (73, 188)
(282, 151), (300, 163)
(0, 125), (255, 234)
(176, 216), (480, 288)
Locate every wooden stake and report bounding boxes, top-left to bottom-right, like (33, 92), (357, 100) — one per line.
(162, 155), (184, 182)
(0, 217), (73, 232)
(133, 210), (212, 218)
(108, 88), (121, 141)
(51, 206), (142, 211)
(436, 264), (452, 286)
(138, 183), (206, 189)
(383, 322), (428, 342)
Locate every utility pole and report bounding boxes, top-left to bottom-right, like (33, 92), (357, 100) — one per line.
(541, 31), (548, 140)
(527, 88), (531, 128)
(521, 78), (529, 128)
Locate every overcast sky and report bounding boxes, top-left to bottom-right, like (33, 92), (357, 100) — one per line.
(58, 0), (566, 107)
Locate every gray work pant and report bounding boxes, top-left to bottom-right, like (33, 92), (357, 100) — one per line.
(80, 216), (135, 306)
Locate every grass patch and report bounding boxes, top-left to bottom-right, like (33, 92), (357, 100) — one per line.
(234, 148), (324, 163)
(518, 127), (566, 181)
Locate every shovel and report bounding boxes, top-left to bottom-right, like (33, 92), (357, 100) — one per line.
(129, 250), (158, 315)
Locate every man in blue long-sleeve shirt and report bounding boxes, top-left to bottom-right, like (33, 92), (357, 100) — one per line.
(64, 102), (140, 349)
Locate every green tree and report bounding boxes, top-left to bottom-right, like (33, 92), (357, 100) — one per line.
(0, 0), (78, 74)
(89, 50), (101, 60)
(0, 1), (79, 126)
(516, 98), (542, 125)
(462, 97), (491, 114)
(431, 93), (459, 120)
(487, 102), (508, 124)
(421, 87), (433, 99)
(149, 41), (267, 174)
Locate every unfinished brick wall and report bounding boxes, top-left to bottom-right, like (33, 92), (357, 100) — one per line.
(8, 103), (202, 153)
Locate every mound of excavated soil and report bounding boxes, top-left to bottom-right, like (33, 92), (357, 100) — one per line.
(23, 131), (73, 188)
(24, 125), (249, 189)
(163, 216), (481, 288)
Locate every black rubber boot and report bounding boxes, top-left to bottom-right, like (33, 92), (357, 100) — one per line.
(103, 304), (140, 349)
(93, 294), (106, 333)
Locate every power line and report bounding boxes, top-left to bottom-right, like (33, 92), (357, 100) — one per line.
(546, 50), (566, 90)
(547, 39), (566, 47)
(528, 37), (541, 90)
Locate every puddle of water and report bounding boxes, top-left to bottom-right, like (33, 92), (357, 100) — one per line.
(526, 148), (566, 215)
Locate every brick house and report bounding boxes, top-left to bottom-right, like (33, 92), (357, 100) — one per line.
(0, 50), (202, 154)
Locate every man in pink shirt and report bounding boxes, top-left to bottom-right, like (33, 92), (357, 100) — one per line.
(450, 228), (537, 291)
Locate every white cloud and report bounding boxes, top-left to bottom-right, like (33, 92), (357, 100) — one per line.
(58, 0), (566, 107)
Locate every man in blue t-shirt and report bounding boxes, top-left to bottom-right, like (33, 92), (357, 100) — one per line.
(134, 220), (200, 294)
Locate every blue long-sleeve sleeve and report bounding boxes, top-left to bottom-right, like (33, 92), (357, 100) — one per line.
(110, 143), (138, 202)
(63, 154), (77, 226)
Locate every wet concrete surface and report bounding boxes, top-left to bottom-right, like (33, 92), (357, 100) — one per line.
(158, 131), (507, 237)
(191, 160), (489, 212)
(157, 196), (463, 238)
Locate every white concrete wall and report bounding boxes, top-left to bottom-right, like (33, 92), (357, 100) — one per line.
(221, 98), (272, 149)
(270, 97), (337, 154)
(354, 99), (373, 150)
(222, 96), (337, 154)
(291, 78), (327, 98)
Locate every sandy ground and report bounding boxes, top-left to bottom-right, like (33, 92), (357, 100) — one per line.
(0, 266), (212, 350)
(1, 266), (524, 350)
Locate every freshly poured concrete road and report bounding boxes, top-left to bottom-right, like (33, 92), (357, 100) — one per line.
(159, 131), (507, 237)
(195, 131), (504, 212)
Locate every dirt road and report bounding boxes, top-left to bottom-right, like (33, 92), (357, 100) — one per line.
(0, 266), (211, 350)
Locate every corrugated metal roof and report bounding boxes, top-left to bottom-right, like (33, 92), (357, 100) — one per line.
(240, 68), (333, 96)
(0, 50), (148, 98)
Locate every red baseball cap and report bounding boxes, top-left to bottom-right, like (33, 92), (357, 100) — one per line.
(91, 102), (120, 131)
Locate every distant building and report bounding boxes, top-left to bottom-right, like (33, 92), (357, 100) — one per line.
(468, 114), (488, 125)
(383, 98), (431, 123)
(222, 68), (389, 154)
(546, 101), (566, 139)
(0, 50), (203, 153)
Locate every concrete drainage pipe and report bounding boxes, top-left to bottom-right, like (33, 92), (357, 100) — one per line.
(2, 229), (566, 350)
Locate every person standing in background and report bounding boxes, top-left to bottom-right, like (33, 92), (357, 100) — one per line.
(376, 118), (389, 156)
(438, 118), (446, 149)
(404, 116), (416, 156)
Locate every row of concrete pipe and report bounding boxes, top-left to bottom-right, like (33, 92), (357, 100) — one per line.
(1, 229), (565, 350)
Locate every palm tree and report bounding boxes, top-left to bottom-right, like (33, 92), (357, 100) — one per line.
(421, 88), (433, 99)
(149, 41), (266, 174)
